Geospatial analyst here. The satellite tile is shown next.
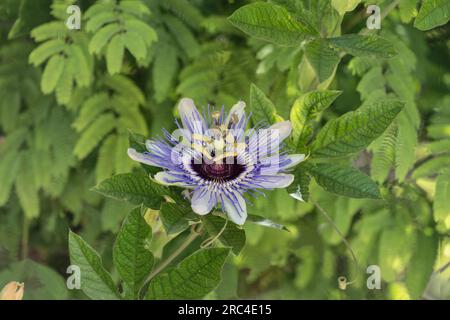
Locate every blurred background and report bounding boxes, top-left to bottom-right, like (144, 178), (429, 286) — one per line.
(0, 0), (449, 300)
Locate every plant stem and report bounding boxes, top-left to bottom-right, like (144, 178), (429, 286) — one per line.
(143, 229), (200, 286)
(21, 216), (30, 260)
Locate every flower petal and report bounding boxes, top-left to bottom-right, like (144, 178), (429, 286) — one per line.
(268, 120), (292, 143)
(191, 188), (217, 215)
(154, 171), (194, 188)
(221, 191), (247, 225)
(250, 173), (294, 189)
(127, 148), (158, 166)
(178, 98), (206, 134)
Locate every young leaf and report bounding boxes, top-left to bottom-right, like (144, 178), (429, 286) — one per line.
(304, 39), (340, 83)
(146, 248), (230, 299)
(414, 0), (450, 30)
(311, 100), (404, 158)
(246, 214), (289, 231)
(309, 163), (381, 199)
(250, 83), (278, 125)
(113, 208), (154, 299)
(160, 202), (197, 235)
(290, 90), (342, 151)
(68, 231), (121, 300)
(228, 2), (317, 46)
(41, 54), (64, 94)
(15, 156), (40, 219)
(202, 215), (246, 255)
(329, 34), (397, 58)
(93, 173), (170, 209)
(106, 35), (124, 75)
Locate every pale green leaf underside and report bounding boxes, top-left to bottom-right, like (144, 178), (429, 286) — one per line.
(414, 0), (450, 30)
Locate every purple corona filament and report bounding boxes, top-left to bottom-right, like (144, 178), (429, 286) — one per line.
(128, 98), (305, 225)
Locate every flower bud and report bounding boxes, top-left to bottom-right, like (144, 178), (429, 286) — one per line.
(0, 281), (24, 300)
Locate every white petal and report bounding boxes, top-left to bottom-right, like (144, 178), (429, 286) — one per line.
(154, 171), (192, 188)
(191, 189), (216, 215)
(222, 191), (247, 225)
(225, 101), (246, 127)
(282, 154), (306, 170)
(128, 148), (157, 166)
(178, 98), (205, 134)
(253, 173), (294, 189)
(268, 120), (292, 142)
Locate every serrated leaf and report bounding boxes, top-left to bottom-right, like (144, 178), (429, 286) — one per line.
(405, 231), (438, 299)
(160, 202), (197, 235)
(93, 173), (171, 210)
(414, 0), (450, 30)
(113, 208), (154, 299)
(106, 35), (124, 75)
(202, 215), (246, 255)
(309, 163), (381, 199)
(146, 248), (229, 299)
(290, 90), (342, 151)
(68, 231), (120, 300)
(329, 34), (397, 58)
(311, 100), (404, 158)
(228, 2), (317, 46)
(304, 39), (340, 83)
(250, 83), (278, 125)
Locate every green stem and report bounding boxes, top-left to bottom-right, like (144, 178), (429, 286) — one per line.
(21, 216), (30, 260)
(142, 228), (200, 288)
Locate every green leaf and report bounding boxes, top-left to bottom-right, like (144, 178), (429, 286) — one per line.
(96, 134), (117, 184)
(68, 230), (121, 300)
(160, 202), (197, 235)
(15, 156), (40, 219)
(228, 2), (317, 46)
(414, 0), (450, 30)
(0, 150), (22, 206)
(74, 113), (116, 160)
(287, 164), (311, 202)
(202, 215), (246, 255)
(250, 83), (278, 125)
(29, 39), (65, 66)
(309, 163), (381, 199)
(106, 35), (124, 75)
(93, 173), (170, 209)
(304, 39), (340, 83)
(146, 248), (230, 299)
(122, 31), (148, 61)
(434, 170), (450, 230)
(311, 100), (404, 158)
(153, 42), (178, 102)
(89, 24), (122, 54)
(329, 34), (397, 58)
(41, 54), (65, 94)
(246, 214), (289, 231)
(331, 0), (361, 15)
(290, 90), (342, 151)
(405, 231), (438, 299)
(113, 208), (154, 299)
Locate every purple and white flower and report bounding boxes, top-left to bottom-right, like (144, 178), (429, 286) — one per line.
(128, 98), (305, 225)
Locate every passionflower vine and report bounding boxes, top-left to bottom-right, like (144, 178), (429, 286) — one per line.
(128, 98), (305, 225)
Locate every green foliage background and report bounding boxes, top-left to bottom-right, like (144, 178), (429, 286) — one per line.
(0, 0), (449, 300)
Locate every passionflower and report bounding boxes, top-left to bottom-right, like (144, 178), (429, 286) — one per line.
(128, 98), (305, 225)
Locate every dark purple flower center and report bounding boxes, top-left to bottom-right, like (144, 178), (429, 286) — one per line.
(191, 157), (245, 181)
